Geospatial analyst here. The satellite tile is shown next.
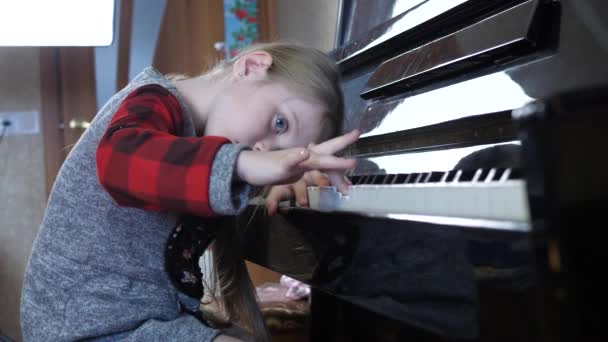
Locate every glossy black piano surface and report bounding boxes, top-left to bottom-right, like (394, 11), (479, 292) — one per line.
(241, 1), (608, 340)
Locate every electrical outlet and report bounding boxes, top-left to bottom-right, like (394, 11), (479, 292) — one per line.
(0, 111), (40, 136)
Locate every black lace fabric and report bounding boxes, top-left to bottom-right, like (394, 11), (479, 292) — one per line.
(165, 216), (217, 299)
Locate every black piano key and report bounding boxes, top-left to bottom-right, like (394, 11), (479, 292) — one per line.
(458, 169), (477, 182)
(490, 168), (507, 181)
(348, 170), (520, 184)
(476, 168), (490, 182)
(415, 172), (427, 183)
(421, 173), (431, 183)
(349, 174), (394, 185)
(372, 174), (388, 184)
(360, 175), (371, 184)
(406, 173), (420, 184)
(493, 168), (522, 181)
(427, 171), (446, 182)
(349, 175), (363, 185)
(445, 170), (459, 182)
(394, 173), (408, 184)
(509, 168), (523, 180)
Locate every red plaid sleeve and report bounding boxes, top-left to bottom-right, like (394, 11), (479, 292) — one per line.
(96, 84), (230, 217)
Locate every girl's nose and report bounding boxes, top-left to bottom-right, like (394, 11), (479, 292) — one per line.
(253, 141), (269, 152)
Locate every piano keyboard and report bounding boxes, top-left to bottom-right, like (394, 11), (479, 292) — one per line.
(307, 168), (530, 229)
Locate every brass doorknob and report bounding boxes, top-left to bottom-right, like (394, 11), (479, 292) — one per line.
(68, 119), (90, 130)
(213, 41), (225, 51)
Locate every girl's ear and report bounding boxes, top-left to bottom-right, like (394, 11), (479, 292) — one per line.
(232, 51), (273, 80)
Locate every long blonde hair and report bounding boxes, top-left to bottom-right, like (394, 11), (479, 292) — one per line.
(201, 41), (344, 341)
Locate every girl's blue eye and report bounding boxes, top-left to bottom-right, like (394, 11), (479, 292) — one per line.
(273, 115), (289, 134)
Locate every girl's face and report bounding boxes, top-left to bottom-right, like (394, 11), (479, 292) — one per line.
(204, 79), (326, 151)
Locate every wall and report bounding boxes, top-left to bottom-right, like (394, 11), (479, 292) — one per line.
(276, 0), (340, 52)
(0, 48), (46, 341)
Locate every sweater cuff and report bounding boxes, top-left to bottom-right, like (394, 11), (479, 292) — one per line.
(209, 143), (251, 215)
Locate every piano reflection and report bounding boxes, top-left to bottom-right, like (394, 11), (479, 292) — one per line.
(241, 0), (608, 340)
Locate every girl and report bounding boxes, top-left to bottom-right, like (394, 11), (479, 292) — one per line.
(20, 42), (358, 342)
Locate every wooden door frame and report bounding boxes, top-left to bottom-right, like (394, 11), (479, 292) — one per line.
(39, 48), (64, 195)
(39, 47), (98, 195)
(258, 0), (277, 42)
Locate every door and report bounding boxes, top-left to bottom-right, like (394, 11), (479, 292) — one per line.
(39, 47), (98, 195)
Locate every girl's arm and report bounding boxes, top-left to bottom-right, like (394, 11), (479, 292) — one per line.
(97, 84), (359, 217)
(236, 129), (359, 187)
(96, 84), (247, 217)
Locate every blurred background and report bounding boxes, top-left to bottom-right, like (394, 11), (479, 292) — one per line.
(0, 0), (340, 340)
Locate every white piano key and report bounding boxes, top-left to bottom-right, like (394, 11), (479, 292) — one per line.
(505, 180), (530, 221)
(305, 179), (530, 225)
(476, 182), (491, 220)
(438, 184), (459, 218)
(429, 184), (448, 217)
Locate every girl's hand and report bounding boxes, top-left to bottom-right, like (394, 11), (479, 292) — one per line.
(261, 129), (360, 215)
(265, 171), (328, 216)
(236, 129), (359, 187)
(264, 170), (353, 215)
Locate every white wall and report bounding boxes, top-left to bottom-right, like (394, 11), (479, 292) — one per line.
(0, 47), (46, 342)
(276, 0), (341, 52)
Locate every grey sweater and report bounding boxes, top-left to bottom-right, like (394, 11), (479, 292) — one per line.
(20, 67), (249, 341)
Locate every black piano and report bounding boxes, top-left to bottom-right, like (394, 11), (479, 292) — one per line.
(242, 1), (608, 340)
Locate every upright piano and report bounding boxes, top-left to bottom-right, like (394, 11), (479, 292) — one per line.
(242, 1), (608, 340)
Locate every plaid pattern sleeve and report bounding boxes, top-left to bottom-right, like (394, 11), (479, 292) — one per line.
(96, 84), (230, 217)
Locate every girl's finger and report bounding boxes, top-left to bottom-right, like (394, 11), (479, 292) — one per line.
(265, 185), (294, 215)
(328, 171), (350, 195)
(293, 180), (309, 207)
(281, 148), (310, 170)
(303, 170), (330, 187)
(299, 153), (357, 172)
(311, 129), (360, 155)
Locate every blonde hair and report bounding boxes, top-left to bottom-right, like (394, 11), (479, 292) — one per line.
(221, 41), (344, 141)
(201, 42), (345, 342)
